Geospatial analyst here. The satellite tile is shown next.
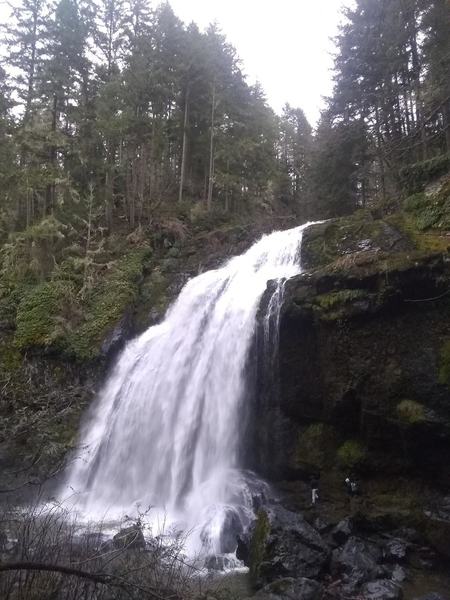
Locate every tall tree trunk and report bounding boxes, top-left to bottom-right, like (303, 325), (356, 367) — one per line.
(207, 82), (216, 211)
(178, 86), (190, 204)
(408, 7), (427, 160)
(45, 94), (58, 215)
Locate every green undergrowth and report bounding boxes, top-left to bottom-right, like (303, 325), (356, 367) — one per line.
(66, 249), (150, 360)
(10, 242), (151, 360)
(15, 280), (76, 350)
(399, 153), (450, 195)
(402, 180), (450, 232)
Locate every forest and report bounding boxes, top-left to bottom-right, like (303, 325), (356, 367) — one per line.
(0, 0), (447, 236)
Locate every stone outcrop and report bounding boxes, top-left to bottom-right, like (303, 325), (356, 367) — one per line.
(254, 214), (450, 486)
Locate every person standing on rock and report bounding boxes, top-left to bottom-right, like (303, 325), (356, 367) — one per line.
(345, 477), (359, 496)
(311, 476), (319, 505)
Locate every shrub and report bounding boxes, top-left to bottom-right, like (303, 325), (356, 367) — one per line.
(295, 423), (337, 469)
(396, 399), (426, 424)
(337, 440), (367, 470)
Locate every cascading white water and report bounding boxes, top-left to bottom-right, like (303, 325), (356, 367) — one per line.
(62, 223), (315, 556)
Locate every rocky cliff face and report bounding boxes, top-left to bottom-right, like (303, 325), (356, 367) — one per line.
(254, 208), (450, 477)
(245, 203), (450, 599)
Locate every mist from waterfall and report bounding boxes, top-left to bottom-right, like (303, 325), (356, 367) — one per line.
(62, 223), (315, 555)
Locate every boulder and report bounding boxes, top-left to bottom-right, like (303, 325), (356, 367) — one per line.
(361, 579), (402, 599)
(391, 564), (407, 584)
(219, 508), (243, 553)
(332, 536), (383, 582)
(250, 577), (322, 600)
(383, 538), (408, 562)
(204, 554), (239, 571)
(113, 524), (145, 550)
(331, 517), (353, 545)
(257, 506), (329, 584)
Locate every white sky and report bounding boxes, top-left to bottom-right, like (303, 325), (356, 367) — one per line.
(169, 0), (351, 125)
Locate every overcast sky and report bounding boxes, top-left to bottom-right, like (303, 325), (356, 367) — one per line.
(169, 0), (351, 125)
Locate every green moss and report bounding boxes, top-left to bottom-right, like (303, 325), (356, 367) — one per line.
(312, 288), (368, 320)
(135, 268), (169, 324)
(399, 153), (450, 195)
(67, 249), (149, 360)
(249, 509), (270, 584)
(438, 340), (450, 386)
(15, 280), (75, 350)
(302, 210), (391, 270)
(315, 289), (367, 310)
(337, 440), (367, 470)
(401, 182), (450, 232)
(386, 211), (450, 253)
(396, 399), (426, 424)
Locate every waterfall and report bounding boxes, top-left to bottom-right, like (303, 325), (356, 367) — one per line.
(62, 223), (315, 556)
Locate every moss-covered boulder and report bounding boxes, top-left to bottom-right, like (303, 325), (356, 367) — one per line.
(301, 211), (413, 271)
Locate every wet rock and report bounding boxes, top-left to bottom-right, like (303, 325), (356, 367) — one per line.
(391, 564), (407, 584)
(251, 577), (323, 600)
(101, 313), (132, 357)
(332, 536), (383, 582)
(331, 517), (353, 545)
(113, 524), (145, 550)
(393, 527), (422, 544)
(414, 594), (449, 600)
(237, 533), (250, 564)
(204, 554), (238, 571)
(361, 579), (402, 599)
(313, 516), (332, 534)
(220, 509), (243, 553)
(258, 506), (329, 583)
(383, 538), (408, 562)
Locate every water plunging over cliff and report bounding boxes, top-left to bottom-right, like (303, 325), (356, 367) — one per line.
(63, 223), (315, 555)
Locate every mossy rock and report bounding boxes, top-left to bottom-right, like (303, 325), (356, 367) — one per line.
(249, 509), (270, 584)
(337, 440), (367, 470)
(302, 211), (412, 271)
(312, 288), (369, 320)
(133, 267), (169, 329)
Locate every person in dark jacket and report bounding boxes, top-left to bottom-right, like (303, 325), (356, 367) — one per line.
(345, 476), (359, 496)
